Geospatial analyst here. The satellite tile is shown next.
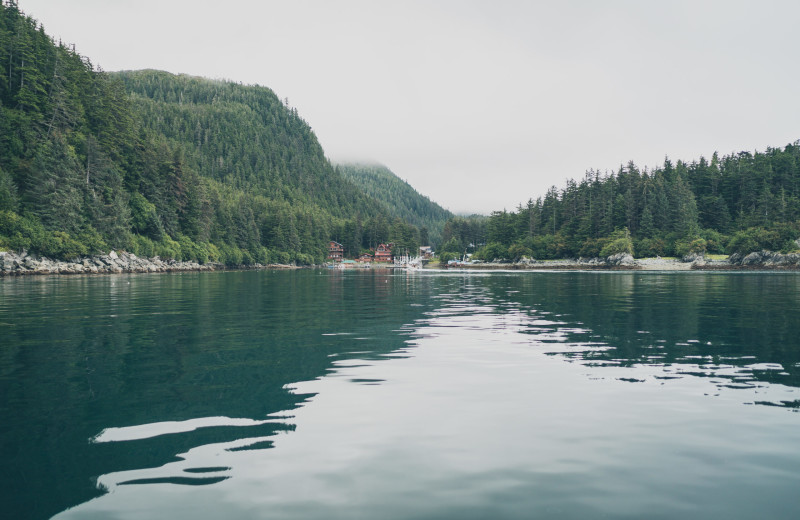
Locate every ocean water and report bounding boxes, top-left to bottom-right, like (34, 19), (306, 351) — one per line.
(1, 269), (799, 519)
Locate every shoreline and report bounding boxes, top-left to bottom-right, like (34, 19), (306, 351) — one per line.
(436, 253), (800, 271)
(5, 250), (800, 277)
(0, 250), (301, 277)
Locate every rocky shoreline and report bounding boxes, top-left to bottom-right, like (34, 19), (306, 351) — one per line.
(449, 251), (800, 271)
(4, 249), (800, 277)
(692, 251), (800, 270)
(0, 250), (298, 276)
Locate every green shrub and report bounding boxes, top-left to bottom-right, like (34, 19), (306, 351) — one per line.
(155, 236), (182, 260)
(129, 193), (164, 240)
(698, 229), (728, 254)
(43, 231), (88, 259)
(438, 251), (458, 263)
(578, 238), (603, 258)
(523, 234), (569, 259)
(0, 210), (35, 252)
(205, 242), (221, 263)
(634, 238), (667, 258)
(440, 237), (463, 255)
(598, 229), (634, 257)
(600, 238), (633, 257)
(129, 234), (156, 258)
(76, 227), (108, 255)
(727, 227), (780, 255)
(175, 234), (211, 263)
(475, 242), (508, 262)
(295, 252), (315, 266)
(674, 237), (707, 257)
(0, 211), (107, 259)
(507, 243), (533, 261)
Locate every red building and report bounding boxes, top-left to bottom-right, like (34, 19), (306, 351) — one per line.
(328, 241), (344, 261)
(374, 243), (393, 263)
(357, 253), (373, 263)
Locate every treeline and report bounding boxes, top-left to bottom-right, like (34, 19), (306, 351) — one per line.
(330, 213), (423, 259)
(437, 215), (488, 262)
(0, 2), (424, 264)
(0, 1), (138, 259)
(336, 163), (453, 247)
(117, 70), (382, 220)
(439, 144), (800, 261)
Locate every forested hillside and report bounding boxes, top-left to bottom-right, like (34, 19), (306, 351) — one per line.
(116, 70), (381, 220)
(337, 162), (452, 247)
(0, 2), (423, 264)
(116, 71), (425, 259)
(453, 144), (800, 262)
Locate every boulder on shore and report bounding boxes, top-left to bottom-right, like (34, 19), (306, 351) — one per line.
(605, 253), (635, 266)
(0, 250), (222, 276)
(728, 250), (800, 267)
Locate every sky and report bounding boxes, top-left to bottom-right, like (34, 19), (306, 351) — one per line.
(18, 0), (800, 214)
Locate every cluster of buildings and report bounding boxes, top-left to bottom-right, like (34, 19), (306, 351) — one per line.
(328, 241), (394, 263)
(328, 242), (434, 264)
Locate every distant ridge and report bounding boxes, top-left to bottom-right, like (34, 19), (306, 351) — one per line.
(337, 162), (453, 246)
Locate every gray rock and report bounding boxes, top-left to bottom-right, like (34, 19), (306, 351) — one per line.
(682, 252), (704, 263)
(606, 253), (635, 266)
(741, 251), (764, 265)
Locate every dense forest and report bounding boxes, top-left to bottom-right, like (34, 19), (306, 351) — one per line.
(4, 1), (799, 267)
(0, 2), (426, 264)
(441, 144), (800, 262)
(337, 162), (453, 247)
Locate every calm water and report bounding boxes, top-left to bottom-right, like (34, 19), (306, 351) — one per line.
(1, 269), (800, 519)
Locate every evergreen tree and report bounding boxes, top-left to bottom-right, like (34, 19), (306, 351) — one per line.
(0, 165), (18, 211)
(25, 132), (85, 233)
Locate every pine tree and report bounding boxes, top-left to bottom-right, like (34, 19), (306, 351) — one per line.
(0, 164), (18, 211)
(26, 133), (85, 233)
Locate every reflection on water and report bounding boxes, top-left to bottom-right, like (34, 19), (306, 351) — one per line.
(496, 272), (800, 408)
(2, 270), (800, 519)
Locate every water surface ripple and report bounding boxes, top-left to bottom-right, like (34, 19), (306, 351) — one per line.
(1, 270), (799, 519)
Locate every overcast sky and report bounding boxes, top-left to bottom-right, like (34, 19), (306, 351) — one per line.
(19, 0), (800, 214)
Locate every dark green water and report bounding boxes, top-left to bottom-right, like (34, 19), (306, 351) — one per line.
(1, 269), (799, 519)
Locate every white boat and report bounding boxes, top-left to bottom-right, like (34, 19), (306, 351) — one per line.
(394, 254), (423, 269)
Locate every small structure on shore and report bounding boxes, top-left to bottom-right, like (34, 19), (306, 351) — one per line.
(374, 243), (393, 263)
(328, 241), (344, 262)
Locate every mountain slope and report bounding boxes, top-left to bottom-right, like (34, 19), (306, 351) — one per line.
(1, 3), (417, 264)
(337, 162), (453, 246)
(115, 70), (382, 220)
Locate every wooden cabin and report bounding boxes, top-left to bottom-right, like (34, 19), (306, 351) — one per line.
(374, 243), (393, 263)
(328, 241), (344, 261)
